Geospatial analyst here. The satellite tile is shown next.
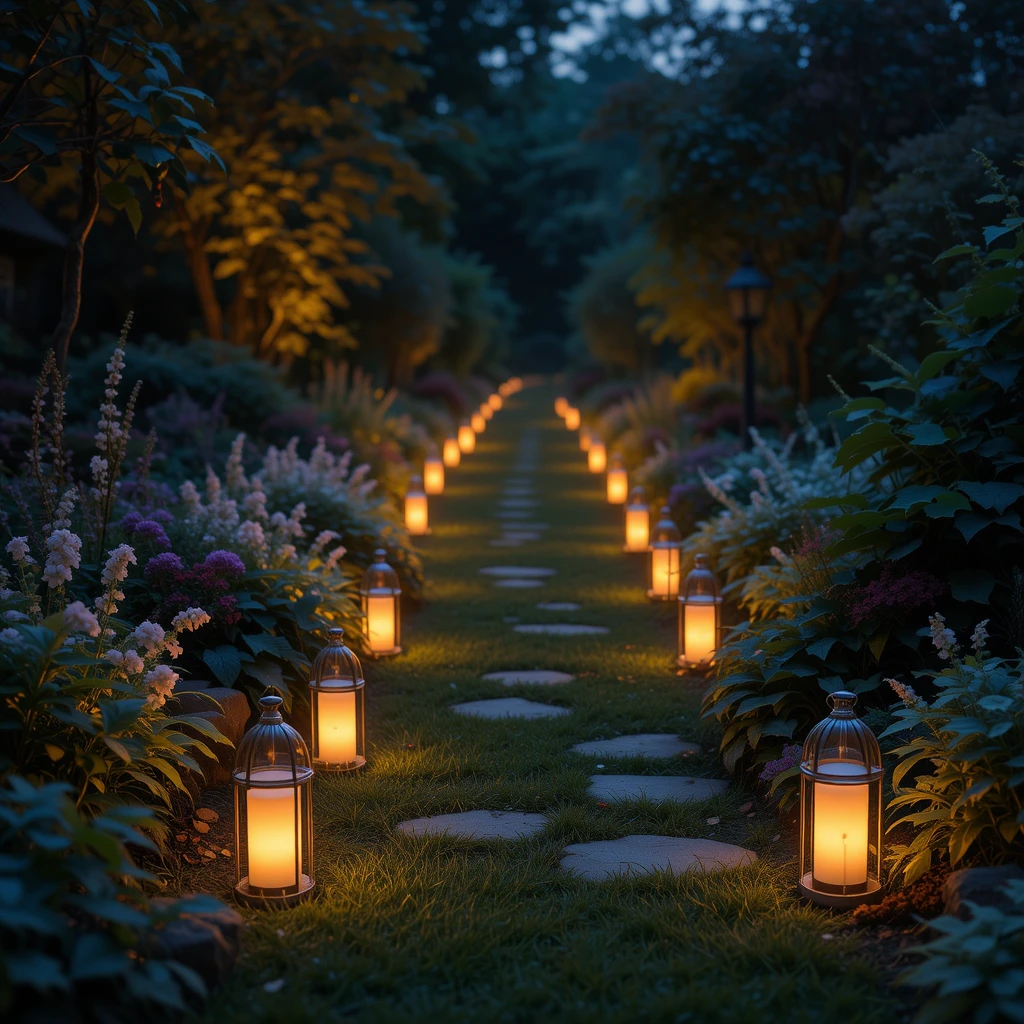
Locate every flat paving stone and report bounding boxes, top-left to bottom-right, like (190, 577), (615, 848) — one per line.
(514, 624), (609, 636)
(479, 566), (557, 577)
(490, 538), (524, 547)
(493, 578), (545, 589)
(501, 531), (541, 541)
(499, 499), (539, 509)
(451, 697), (571, 720)
(503, 487), (536, 497)
(588, 775), (728, 804)
(481, 669), (575, 686)
(397, 810), (547, 840)
(512, 522), (550, 530)
(496, 510), (531, 520)
(537, 601), (581, 611)
(560, 835), (757, 881)
(572, 734), (701, 759)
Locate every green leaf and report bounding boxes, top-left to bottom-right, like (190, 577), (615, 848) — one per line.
(202, 645), (241, 687)
(958, 481), (1024, 514)
(101, 181), (133, 208)
(123, 196), (142, 236)
(242, 656), (286, 694)
(947, 570), (995, 604)
(88, 58), (121, 84)
(963, 282), (1018, 318)
(933, 243), (979, 262)
(914, 350), (960, 386)
(904, 422), (949, 446)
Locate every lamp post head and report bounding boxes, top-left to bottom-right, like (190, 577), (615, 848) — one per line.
(725, 250), (772, 327)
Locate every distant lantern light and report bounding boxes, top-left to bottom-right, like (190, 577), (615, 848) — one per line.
(564, 406), (580, 431)
(606, 453), (628, 504)
(624, 486), (649, 551)
(579, 427), (592, 452)
(361, 549), (401, 656)
(508, 376), (523, 392)
(480, 402), (493, 421)
(443, 437), (461, 468)
(310, 628), (365, 772)
(554, 396), (569, 418)
(458, 422), (476, 453)
(471, 411), (486, 433)
(799, 692), (884, 908)
(405, 474), (429, 535)
(588, 441), (607, 474)
(648, 506), (681, 600)
(424, 445), (444, 495)
(498, 381), (512, 398)
(233, 696), (314, 907)
(489, 393), (502, 411)
(678, 554), (722, 670)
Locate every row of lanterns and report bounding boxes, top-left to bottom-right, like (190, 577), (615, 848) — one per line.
(553, 392), (884, 909)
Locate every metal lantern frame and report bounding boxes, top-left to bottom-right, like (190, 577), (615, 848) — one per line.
(587, 440), (607, 474)
(623, 485), (649, 552)
(480, 402), (493, 421)
(647, 505), (682, 600)
(443, 437), (461, 467)
(309, 627), (366, 773)
(233, 696), (315, 907)
(799, 691), (884, 908)
(677, 553), (723, 670)
(361, 548), (402, 656)
(489, 393), (502, 411)
(405, 473), (429, 535)
(606, 453), (628, 505)
(458, 422), (476, 454)
(564, 406), (580, 431)
(471, 411), (487, 434)
(424, 445), (445, 495)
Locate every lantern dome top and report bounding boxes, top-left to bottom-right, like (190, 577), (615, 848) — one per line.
(233, 695), (312, 784)
(628, 485), (646, 506)
(361, 549), (401, 595)
(407, 474), (424, 493)
(310, 627), (363, 690)
(801, 690), (882, 777)
(683, 553), (721, 601)
(651, 506), (681, 545)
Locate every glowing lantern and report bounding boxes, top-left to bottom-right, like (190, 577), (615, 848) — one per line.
(489, 393), (502, 411)
(458, 422), (476, 454)
(233, 696), (314, 906)
(309, 627), (365, 772)
(624, 486), (649, 552)
(498, 381), (512, 398)
(606, 453), (628, 504)
(442, 437), (461, 468)
(554, 396), (569, 418)
(361, 549), (401, 656)
(799, 691), (883, 907)
(508, 376), (523, 392)
(564, 406), (580, 431)
(579, 428), (592, 452)
(424, 446), (444, 495)
(677, 554), (722, 669)
(647, 506), (681, 600)
(405, 474), (428, 535)
(471, 411), (486, 433)
(588, 441), (607, 474)
(480, 402), (493, 422)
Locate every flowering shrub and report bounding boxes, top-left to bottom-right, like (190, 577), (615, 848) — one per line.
(634, 438), (738, 525)
(883, 616), (1024, 885)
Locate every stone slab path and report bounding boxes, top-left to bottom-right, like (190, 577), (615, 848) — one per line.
(481, 669), (575, 686)
(451, 698), (571, 720)
(492, 578), (545, 589)
(572, 734), (701, 759)
(479, 566), (557, 577)
(587, 775), (728, 803)
(397, 810), (547, 840)
(537, 601), (581, 611)
(514, 624), (609, 636)
(560, 835), (757, 881)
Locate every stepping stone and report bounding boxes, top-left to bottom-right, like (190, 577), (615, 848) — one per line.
(514, 624), (609, 636)
(537, 601), (581, 612)
(572, 735), (701, 759)
(479, 566), (556, 577)
(490, 538), (524, 547)
(493, 578), (545, 589)
(587, 775), (728, 804)
(560, 835), (757, 881)
(499, 499), (539, 509)
(481, 669), (575, 686)
(397, 810), (547, 840)
(503, 487), (535, 497)
(514, 522), (550, 530)
(451, 698), (571, 720)
(501, 531), (541, 541)
(496, 510), (531, 520)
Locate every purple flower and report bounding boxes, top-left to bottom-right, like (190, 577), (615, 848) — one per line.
(132, 519), (171, 550)
(120, 511), (143, 534)
(759, 744), (802, 783)
(145, 552), (184, 580)
(148, 509), (174, 524)
(203, 549), (246, 578)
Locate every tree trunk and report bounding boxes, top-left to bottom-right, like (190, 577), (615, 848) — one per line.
(175, 198), (223, 340)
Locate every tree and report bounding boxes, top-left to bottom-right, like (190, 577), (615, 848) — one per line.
(0, 0), (218, 368)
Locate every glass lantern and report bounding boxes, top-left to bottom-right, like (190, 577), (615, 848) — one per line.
(233, 695), (314, 907)
(554, 396), (568, 418)
(588, 441), (607, 474)
(564, 406), (580, 431)
(471, 410), (486, 434)
(442, 436), (461, 468)
(423, 445), (444, 495)
(405, 474), (429, 535)
(498, 381), (512, 398)
(606, 454), (628, 505)
(579, 427), (592, 452)
(489, 393), (502, 411)
(458, 422), (476, 454)
(309, 627), (365, 772)
(677, 554), (722, 669)
(361, 549), (401, 656)
(480, 402), (493, 421)
(647, 506), (681, 600)
(799, 691), (884, 908)
(624, 486), (649, 552)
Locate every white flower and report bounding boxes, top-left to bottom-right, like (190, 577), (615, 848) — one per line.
(63, 600), (100, 638)
(171, 607), (211, 633)
(101, 544), (137, 586)
(105, 649), (124, 666)
(123, 649), (144, 675)
(237, 520), (266, 550)
(3, 610), (27, 622)
(225, 433), (248, 490)
(0, 588), (14, 599)
(179, 479), (202, 512)
(971, 619), (990, 655)
(325, 544), (347, 572)
(929, 612), (957, 661)
(243, 485), (268, 521)
(131, 620), (165, 653)
(6, 537), (33, 564)
(205, 465), (222, 505)
(278, 544), (297, 562)
(310, 530), (340, 557)
(143, 664), (179, 709)
(0, 627), (21, 644)
(887, 677), (921, 707)
(165, 636), (183, 659)
(42, 529), (82, 588)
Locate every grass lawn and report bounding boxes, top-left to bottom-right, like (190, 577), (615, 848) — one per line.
(189, 385), (904, 1023)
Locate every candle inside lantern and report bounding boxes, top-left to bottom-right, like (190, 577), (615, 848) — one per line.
(366, 594), (396, 653)
(443, 437), (461, 467)
(625, 505), (649, 551)
(607, 463), (628, 504)
(651, 546), (680, 598)
(579, 429), (592, 452)
(315, 685), (357, 764)
(588, 442), (607, 473)
(246, 769), (301, 890)
(424, 456), (444, 495)
(683, 596), (718, 666)
(471, 411), (486, 433)
(489, 393), (502, 411)
(812, 762), (870, 889)
(480, 403), (493, 421)
(458, 424), (476, 453)
(564, 407), (580, 430)
(406, 494), (428, 534)
(554, 396), (568, 418)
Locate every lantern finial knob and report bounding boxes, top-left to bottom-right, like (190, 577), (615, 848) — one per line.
(258, 695), (284, 721)
(827, 690), (858, 715)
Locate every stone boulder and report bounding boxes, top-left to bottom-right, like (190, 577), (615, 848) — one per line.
(150, 897), (244, 991)
(172, 681), (251, 786)
(943, 864), (1024, 920)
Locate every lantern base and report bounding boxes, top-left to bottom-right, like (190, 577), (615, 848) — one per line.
(314, 754), (366, 773)
(623, 546), (647, 554)
(369, 645), (402, 658)
(234, 874), (315, 908)
(646, 590), (676, 601)
(798, 873), (883, 909)
(676, 656), (714, 672)
(408, 529), (432, 537)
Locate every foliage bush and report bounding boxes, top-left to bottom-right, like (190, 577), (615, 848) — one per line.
(594, 373), (676, 469)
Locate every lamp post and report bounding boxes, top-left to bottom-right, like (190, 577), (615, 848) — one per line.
(724, 251), (771, 449)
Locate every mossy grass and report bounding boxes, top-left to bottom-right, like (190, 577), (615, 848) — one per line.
(192, 386), (901, 1022)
